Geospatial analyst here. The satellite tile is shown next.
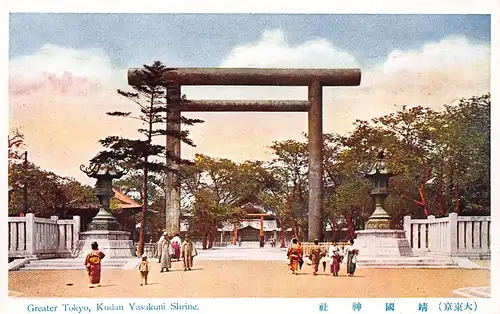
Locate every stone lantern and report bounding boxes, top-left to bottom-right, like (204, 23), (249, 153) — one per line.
(354, 150), (412, 259)
(80, 163), (124, 231)
(76, 162), (135, 258)
(364, 150), (395, 230)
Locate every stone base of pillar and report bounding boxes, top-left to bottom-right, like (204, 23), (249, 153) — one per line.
(76, 230), (135, 259)
(354, 229), (413, 258)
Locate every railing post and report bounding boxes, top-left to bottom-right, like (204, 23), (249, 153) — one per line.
(50, 216), (58, 252)
(73, 215), (81, 250)
(403, 215), (411, 241)
(25, 213), (36, 256)
(427, 215), (435, 252)
(448, 213), (458, 256)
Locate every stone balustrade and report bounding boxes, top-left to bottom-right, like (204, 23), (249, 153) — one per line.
(8, 213), (81, 259)
(403, 213), (490, 259)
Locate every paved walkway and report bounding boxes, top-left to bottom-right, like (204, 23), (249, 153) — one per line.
(195, 246), (287, 260)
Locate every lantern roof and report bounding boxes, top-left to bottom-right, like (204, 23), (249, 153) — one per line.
(80, 162), (125, 179)
(365, 151), (395, 177)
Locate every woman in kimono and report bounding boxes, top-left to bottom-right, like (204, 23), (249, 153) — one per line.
(286, 238), (303, 275)
(85, 242), (105, 288)
(308, 239), (325, 276)
(160, 235), (173, 272)
(344, 239), (359, 277)
(181, 235), (197, 271)
(170, 233), (182, 261)
(327, 241), (342, 276)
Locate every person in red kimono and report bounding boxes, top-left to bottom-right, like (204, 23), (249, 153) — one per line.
(287, 238), (303, 275)
(85, 242), (105, 288)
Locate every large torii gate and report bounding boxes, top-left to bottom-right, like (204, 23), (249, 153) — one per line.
(127, 68), (361, 241)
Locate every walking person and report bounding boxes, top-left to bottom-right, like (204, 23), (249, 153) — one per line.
(157, 231), (166, 263)
(160, 234), (173, 272)
(308, 239), (325, 276)
(84, 241), (105, 288)
(270, 236), (276, 248)
(138, 254), (150, 286)
(237, 236), (242, 247)
(286, 238), (303, 275)
(181, 235), (198, 271)
(328, 241), (342, 276)
(344, 239), (359, 277)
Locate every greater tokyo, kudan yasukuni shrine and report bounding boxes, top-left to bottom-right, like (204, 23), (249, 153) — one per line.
(127, 67), (362, 241)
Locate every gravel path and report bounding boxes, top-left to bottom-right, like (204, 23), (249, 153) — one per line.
(9, 260), (490, 298)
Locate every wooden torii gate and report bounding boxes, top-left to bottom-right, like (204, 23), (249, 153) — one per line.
(127, 68), (361, 241)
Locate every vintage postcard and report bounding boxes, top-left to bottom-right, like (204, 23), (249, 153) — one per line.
(4, 1), (498, 314)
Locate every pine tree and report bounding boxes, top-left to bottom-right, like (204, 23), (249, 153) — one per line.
(91, 61), (203, 256)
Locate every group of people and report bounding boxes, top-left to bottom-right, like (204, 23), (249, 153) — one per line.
(286, 238), (359, 276)
(155, 232), (198, 274)
(83, 233), (198, 288)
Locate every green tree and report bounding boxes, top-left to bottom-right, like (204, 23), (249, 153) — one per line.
(180, 154), (265, 249)
(263, 140), (309, 241)
(8, 162), (96, 217)
(91, 61), (203, 255)
(112, 170), (167, 241)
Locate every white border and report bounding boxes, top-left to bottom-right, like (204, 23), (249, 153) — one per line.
(4, 0), (497, 14)
(2, 1), (498, 314)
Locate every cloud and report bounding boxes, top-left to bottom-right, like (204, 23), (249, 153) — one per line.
(9, 44), (136, 184)
(10, 44), (125, 84)
(347, 35), (490, 116)
(184, 31), (490, 166)
(8, 30), (490, 184)
(220, 29), (360, 69)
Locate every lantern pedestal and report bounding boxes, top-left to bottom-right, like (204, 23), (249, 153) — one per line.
(76, 230), (135, 259)
(354, 229), (413, 258)
(75, 206), (136, 258)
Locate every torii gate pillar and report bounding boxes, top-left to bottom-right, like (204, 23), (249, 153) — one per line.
(128, 68), (361, 241)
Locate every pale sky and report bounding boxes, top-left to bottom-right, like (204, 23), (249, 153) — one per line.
(8, 14), (491, 185)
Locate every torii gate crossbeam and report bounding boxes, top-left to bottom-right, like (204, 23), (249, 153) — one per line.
(127, 67), (361, 241)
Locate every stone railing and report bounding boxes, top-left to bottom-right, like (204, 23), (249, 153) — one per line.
(8, 213), (81, 259)
(403, 213), (490, 259)
(136, 243), (156, 258)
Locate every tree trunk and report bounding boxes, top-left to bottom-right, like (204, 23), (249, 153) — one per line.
(454, 185), (461, 215)
(418, 187), (429, 217)
(279, 218), (286, 248)
(289, 216), (299, 241)
(330, 219), (337, 242)
(201, 224), (208, 250)
(344, 213), (355, 239)
(438, 178), (446, 216)
(232, 223), (238, 245)
(438, 158), (446, 216)
(137, 164), (148, 257)
(208, 218), (217, 249)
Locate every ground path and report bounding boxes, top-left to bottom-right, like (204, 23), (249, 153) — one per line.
(9, 258), (490, 298)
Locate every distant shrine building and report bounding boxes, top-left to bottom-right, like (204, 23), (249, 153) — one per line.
(180, 202), (291, 244)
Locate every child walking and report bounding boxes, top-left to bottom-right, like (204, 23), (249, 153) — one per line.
(138, 255), (150, 286)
